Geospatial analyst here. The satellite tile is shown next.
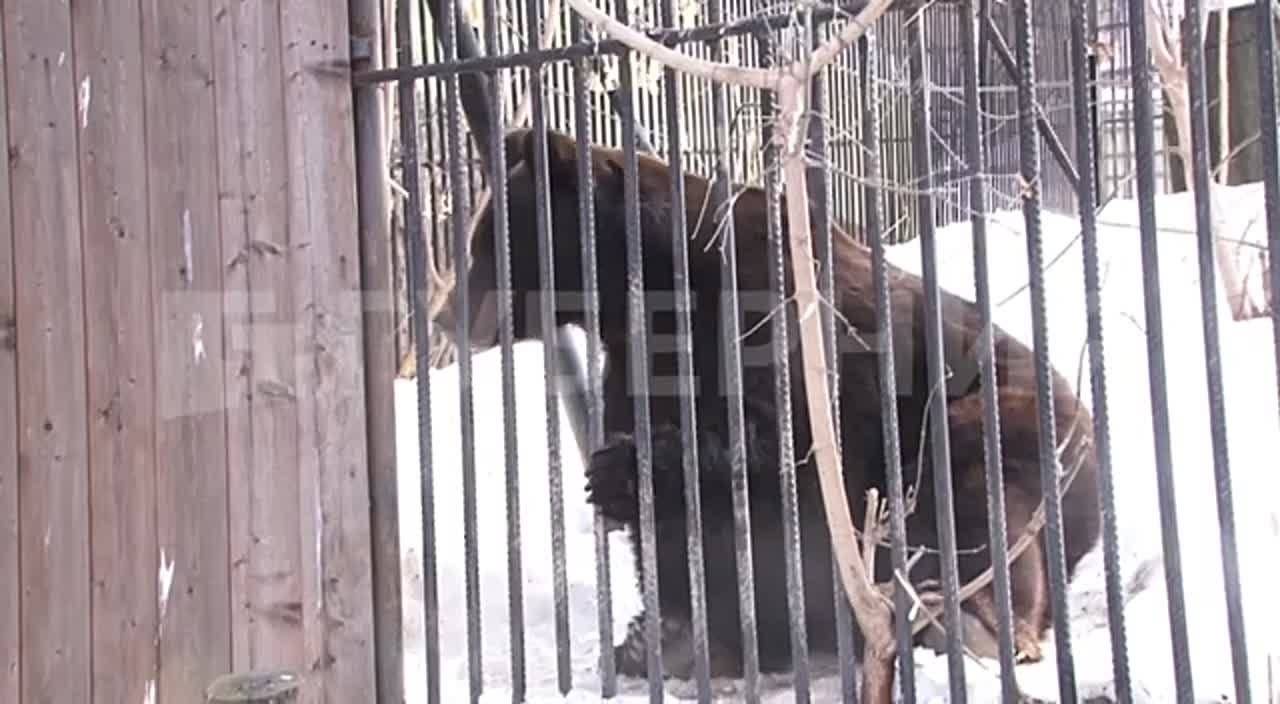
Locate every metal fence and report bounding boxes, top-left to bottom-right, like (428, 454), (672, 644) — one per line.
(393, 0), (1080, 275)
(353, 0), (1280, 701)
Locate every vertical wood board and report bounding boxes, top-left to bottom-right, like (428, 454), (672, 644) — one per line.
(211, 0), (307, 677)
(3, 1), (93, 701)
(280, 1), (378, 699)
(141, 0), (232, 698)
(72, 1), (161, 702)
(0, 16), (20, 704)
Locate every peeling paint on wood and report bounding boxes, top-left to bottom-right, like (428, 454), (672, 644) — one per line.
(77, 75), (90, 128)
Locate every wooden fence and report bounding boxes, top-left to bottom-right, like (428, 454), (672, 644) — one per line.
(1, 0), (390, 702)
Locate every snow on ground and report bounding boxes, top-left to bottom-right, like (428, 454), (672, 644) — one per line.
(395, 183), (1280, 702)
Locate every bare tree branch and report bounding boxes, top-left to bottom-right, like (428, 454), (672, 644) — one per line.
(564, 0), (779, 88)
(807, 0), (898, 75)
(778, 74), (892, 649)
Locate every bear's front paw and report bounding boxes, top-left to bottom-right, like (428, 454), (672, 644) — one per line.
(586, 434), (639, 523)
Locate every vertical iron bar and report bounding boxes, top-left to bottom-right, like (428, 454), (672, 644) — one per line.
(478, 0), (526, 698)
(607, 90), (659, 155)
(1182, 3), (1252, 701)
(522, 0), (573, 691)
(1257, 0), (1280, 431)
(614, 2), (664, 696)
(656, 0), (713, 699)
(707, 2), (761, 701)
(422, 0), (495, 154)
(568, 13), (617, 698)
(1067, 0), (1133, 696)
(861, 29), (915, 704)
(958, 0), (1019, 698)
(1124, 0), (1196, 696)
(351, 0), (404, 699)
(395, 0), (440, 700)
(764, 24), (812, 704)
(810, 19), (856, 704)
(906, 16), (968, 703)
(439, 0), (484, 698)
(1010, 0), (1078, 697)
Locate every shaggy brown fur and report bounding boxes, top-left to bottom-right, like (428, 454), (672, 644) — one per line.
(439, 127), (1102, 678)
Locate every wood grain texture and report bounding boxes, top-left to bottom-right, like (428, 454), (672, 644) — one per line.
(141, 0), (232, 698)
(72, 1), (160, 702)
(280, 1), (378, 698)
(0, 14), (20, 704)
(211, 0), (307, 680)
(211, 0), (256, 675)
(4, 1), (92, 702)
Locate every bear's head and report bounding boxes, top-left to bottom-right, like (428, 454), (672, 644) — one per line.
(436, 128), (696, 352)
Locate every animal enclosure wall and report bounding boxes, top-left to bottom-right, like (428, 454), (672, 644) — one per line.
(1, 1), (385, 702)
(371, 0), (1280, 701)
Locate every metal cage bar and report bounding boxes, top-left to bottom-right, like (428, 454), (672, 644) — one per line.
(394, 1), (441, 701)
(657, 0), (714, 699)
(761, 24), (814, 704)
(475, 0), (529, 700)
(1123, 0), (1196, 697)
(1011, 0), (1079, 696)
(959, 0), (1020, 698)
(437, 0), (486, 698)
(860, 26), (916, 704)
(567, 10), (619, 696)
(906, 16), (969, 703)
(1182, 1), (1252, 700)
(1067, 0), (1134, 697)
(519, 0), (576, 693)
(612, 0), (666, 694)
(705, 2), (763, 702)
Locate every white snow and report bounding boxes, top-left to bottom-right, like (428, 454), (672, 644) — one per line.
(396, 183), (1280, 702)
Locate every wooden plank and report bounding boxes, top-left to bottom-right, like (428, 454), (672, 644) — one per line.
(0, 17), (20, 704)
(211, 0), (256, 675)
(71, 1), (160, 702)
(3, 1), (92, 702)
(279, 1), (377, 699)
(211, 0), (307, 679)
(141, 0), (233, 698)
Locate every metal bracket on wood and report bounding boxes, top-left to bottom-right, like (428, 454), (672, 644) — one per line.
(350, 35), (375, 65)
(981, 15), (1082, 190)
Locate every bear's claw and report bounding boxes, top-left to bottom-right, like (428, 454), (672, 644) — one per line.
(586, 434), (640, 523)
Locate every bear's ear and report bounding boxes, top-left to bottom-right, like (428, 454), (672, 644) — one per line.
(544, 130), (580, 174)
(502, 128), (582, 183)
(503, 128), (537, 172)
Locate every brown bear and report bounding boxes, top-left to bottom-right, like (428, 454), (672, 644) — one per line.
(437, 126), (1102, 680)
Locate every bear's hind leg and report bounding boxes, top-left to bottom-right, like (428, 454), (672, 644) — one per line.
(615, 611), (698, 679)
(613, 610), (745, 681)
(1006, 520), (1049, 663)
(964, 484), (1050, 664)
